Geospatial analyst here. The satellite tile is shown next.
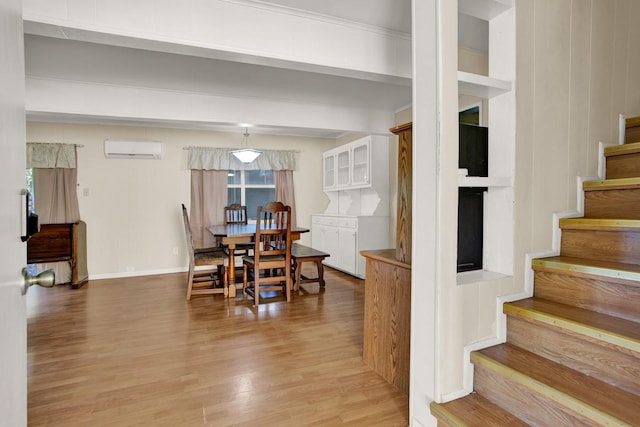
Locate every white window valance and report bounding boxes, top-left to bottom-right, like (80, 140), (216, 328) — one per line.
(27, 143), (77, 168)
(187, 147), (296, 171)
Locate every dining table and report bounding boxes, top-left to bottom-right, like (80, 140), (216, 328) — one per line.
(207, 223), (310, 297)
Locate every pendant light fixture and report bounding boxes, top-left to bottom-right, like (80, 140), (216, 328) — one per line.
(231, 127), (262, 163)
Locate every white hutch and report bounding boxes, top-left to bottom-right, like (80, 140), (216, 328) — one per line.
(311, 135), (390, 278)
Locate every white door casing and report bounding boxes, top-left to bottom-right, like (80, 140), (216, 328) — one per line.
(0, 0), (28, 425)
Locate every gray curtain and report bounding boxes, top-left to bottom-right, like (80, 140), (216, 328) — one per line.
(33, 168), (81, 224)
(190, 169), (227, 249)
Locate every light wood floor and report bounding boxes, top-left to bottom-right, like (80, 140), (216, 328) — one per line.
(26, 266), (409, 426)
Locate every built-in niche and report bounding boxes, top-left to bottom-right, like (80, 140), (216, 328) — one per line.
(457, 122), (488, 273)
(457, 1), (515, 282)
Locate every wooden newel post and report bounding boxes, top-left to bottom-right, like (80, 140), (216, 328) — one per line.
(390, 122), (412, 264)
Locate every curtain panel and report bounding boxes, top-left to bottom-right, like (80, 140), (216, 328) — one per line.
(188, 147), (298, 246)
(190, 170), (228, 249)
(33, 168), (81, 224)
(274, 170), (297, 228)
(187, 147), (296, 171)
(27, 142), (77, 168)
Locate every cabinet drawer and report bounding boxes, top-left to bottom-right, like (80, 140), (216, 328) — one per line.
(336, 218), (357, 228)
(312, 216), (333, 226)
(312, 216), (357, 228)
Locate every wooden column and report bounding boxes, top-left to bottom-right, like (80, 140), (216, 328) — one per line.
(361, 249), (411, 395)
(390, 122), (412, 264)
(360, 122), (413, 399)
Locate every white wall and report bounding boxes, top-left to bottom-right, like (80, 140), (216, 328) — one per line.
(26, 122), (335, 279)
(458, 47), (489, 127)
(419, 0), (640, 410)
(517, 0), (640, 259)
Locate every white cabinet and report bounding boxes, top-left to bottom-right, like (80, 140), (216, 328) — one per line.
(323, 145), (352, 190)
(323, 155), (335, 188)
(321, 135), (389, 217)
(336, 149), (350, 187)
(351, 139), (370, 187)
(323, 135), (386, 192)
(311, 214), (389, 279)
(316, 135), (390, 277)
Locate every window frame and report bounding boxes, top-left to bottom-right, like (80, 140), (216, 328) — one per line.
(227, 170), (275, 222)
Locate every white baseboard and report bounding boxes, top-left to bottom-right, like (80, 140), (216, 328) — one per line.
(411, 416), (431, 427)
(89, 267), (186, 281)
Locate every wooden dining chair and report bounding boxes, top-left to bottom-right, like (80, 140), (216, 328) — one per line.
(181, 204), (228, 300)
(224, 203), (253, 256)
(224, 203), (248, 225)
(242, 202), (292, 307)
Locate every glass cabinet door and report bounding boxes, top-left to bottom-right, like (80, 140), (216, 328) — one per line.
(337, 149), (350, 187)
(323, 154), (335, 188)
(351, 140), (370, 186)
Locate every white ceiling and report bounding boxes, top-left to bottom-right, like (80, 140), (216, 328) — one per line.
(24, 0), (414, 138)
(23, 1), (485, 138)
(256, 0), (412, 33)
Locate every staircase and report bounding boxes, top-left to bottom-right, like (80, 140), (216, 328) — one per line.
(430, 118), (640, 426)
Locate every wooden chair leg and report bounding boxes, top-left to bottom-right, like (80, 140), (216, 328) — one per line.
(293, 259), (301, 291)
(317, 260), (325, 287)
(285, 274), (291, 302)
(219, 265), (228, 297)
(242, 265), (248, 296)
(254, 269), (260, 307)
(186, 263), (195, 300)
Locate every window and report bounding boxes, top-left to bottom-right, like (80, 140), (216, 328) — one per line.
(459, 105), (481, 126)
(227, 170), (275, 220)
(26, 168), (35, 213)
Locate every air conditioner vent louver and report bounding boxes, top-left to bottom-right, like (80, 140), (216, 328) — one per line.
(104, 140), (163, 159)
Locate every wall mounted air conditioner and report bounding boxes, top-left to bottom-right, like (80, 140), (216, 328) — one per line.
(104, 139), (163, 159)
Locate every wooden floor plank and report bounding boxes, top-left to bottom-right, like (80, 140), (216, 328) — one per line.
(26, 266), (409, 426)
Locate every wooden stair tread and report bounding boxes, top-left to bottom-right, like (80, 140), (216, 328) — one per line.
(625, 116), (640, 128)
(505, 298), (640, 349)
(583, 176), (640, 190)
(605, 141), (640, 156)
(430, 393), (528, 427)
(475, 344), (640, 425)
(532, 255), (640, 285)
(559, 217), (640, 231)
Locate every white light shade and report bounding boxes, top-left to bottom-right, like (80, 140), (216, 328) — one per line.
(231, 148), (262, 163)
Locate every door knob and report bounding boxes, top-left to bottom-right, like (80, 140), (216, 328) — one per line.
(21, 267), (55, 295)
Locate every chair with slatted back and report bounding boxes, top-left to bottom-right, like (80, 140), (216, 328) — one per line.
(181, 204), (228, 300)
(242, 202), (292, 307)
(224, 203), (254, 256)
(224, 203), (248, 225)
